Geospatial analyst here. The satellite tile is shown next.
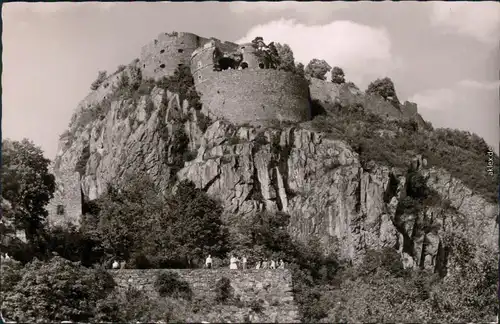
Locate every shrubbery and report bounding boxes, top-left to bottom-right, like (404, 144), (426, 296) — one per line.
(90, 71), (107, 90)
(79, 175), (230, 269)
(366, 77), (400, 106)
(310, 103), (499, 203)
(95, 288), (176, 322)
(214, 277), (234, 304)
(1, 256), (115, 323)
(155, 271), (193, 300)
(156, 65), (202, 110)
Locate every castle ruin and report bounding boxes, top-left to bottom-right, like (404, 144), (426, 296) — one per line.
(47, 31), (420, 227)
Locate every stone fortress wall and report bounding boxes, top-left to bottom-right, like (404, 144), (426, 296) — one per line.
(191, 41), (311, 126)
(111, 269), (300, 323)
(140, 32), (209, 81)
(309, 78), (422, 122)
(46, 163), (82, 228)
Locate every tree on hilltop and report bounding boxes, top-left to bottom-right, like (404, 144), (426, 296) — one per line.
(1, 139), (55, 244)
(250, 36), (281, 69)
(331, 66), (346, 84)
(295, 62), (305, 77)
(275, 43), (296, 72)
(90, 71), (108, 91)
(305, 59), (332, 80)
(366, 77), (400, 106)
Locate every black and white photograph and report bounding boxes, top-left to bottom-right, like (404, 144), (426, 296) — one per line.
(1, 1), (499, 323)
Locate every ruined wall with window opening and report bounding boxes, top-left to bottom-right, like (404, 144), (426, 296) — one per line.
(46, 163), (82, 228)
(140, 32), (210, 81)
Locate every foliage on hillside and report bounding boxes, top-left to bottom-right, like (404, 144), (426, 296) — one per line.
(1, 256), (115, 323)
(310, 103), (499, 203)
(305, 59), (332, 80)
(319, 234), (498, 323)
(80, 175), (230, 268)
(366, 77), (400, 106)
(71, 65), (204, 140)
(95, 287), (180, 322)
(155, 271), (193, 300)
(1, 139), (56, 244)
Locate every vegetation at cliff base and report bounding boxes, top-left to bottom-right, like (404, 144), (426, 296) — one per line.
(1, 139), (55, 246)
(1, 256), (115, 323)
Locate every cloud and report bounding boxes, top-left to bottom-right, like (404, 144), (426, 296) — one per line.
(229, 2), (351, 21)
(458, 79), (500, 90)
(237, 19), (399, 89)
(409, 79), (499, 112)
(430, 2), (500, 46)
(408, 81), (499, 151)
(408, 88), (457, 112)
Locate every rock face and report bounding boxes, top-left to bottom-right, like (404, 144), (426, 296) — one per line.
(48, 47), (497, 273)
(111, 269), (300, 323)
(177, 121), (498, 269)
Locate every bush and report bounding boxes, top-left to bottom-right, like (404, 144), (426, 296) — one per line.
(215, 277), (234, 304)
(0, 259), (23, 303)
(90, 71), (107, 90)
(309, 101), (498, 203)
(196, 111), (212, 132)
(156, 65), (201, 109)
(80, 175), (230, 270)
(249, 299), (264, 313)
(154, 271), (193, 300)
(115, 64), (126, 74)
(305, 59), (332, 80)
(1, 256), (115, 323)
(331, 66), (345, 84)
(74, 144), (91, 176)
(366, 77), (400, 106)
(95, 288), (176, 322)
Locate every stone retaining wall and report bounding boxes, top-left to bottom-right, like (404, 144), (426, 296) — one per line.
(110, 269), (300, 323)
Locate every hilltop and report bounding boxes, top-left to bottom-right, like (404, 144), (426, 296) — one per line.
(1, 31), (498, 323)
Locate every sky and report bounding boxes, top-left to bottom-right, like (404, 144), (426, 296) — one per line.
(2, 1), (500, 159)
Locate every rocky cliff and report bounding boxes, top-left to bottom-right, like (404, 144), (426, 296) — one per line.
(48, 68), (498, 273)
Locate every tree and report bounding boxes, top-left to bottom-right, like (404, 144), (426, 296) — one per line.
(305, 59), (332, 80)
(1, 139), (55, 243)
(366, 77), (400, 105)
(84, 175), (230, 268)
(331, 66), (345, 84)
(1, 256), (115, 323)
(165, 180), (230, 264)
(295, 62), (305, 77)
(275, 43), (296, 72)
(250, 37), (281, 69)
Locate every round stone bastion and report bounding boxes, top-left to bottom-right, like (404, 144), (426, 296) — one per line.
(192, 68), (312, 126)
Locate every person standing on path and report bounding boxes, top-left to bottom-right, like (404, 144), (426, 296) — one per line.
(205, 255), (213, 269)
(230, 255), (238, 270)
(242, 256), (247, 270)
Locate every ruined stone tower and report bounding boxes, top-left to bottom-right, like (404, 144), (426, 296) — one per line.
(140, 32), (209, 81)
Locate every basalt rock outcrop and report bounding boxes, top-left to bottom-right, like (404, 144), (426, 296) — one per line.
(47, 31), (497, 274)
(48, 78), (498, 273)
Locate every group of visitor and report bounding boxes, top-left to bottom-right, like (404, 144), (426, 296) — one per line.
(204, 254), (285, 270)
